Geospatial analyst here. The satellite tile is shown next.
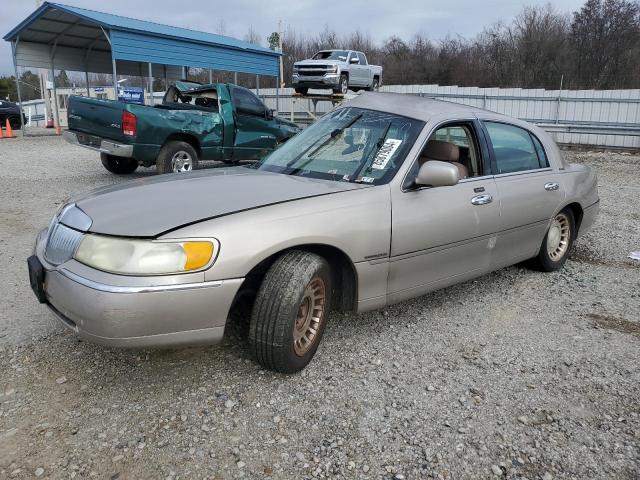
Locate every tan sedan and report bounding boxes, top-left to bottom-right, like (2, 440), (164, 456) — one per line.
(28, 92), (599, 373)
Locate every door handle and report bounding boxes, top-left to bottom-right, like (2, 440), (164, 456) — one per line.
(471, 194), (493, 205)
(544, 182), (560, 191)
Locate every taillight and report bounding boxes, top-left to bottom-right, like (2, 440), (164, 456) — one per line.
(122, 111), (137, 136)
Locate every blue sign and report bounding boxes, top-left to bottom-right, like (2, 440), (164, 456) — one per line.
(94, 87), (104, 92)
(118, 87), (145, 105)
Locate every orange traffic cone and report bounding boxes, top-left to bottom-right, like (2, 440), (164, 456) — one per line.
(5, 119), (15, 138)
(0, 123), (3, 139)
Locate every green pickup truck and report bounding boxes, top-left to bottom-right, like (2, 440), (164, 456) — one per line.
(64, 82), (302, 174)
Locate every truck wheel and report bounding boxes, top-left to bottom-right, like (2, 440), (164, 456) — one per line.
(100, 153), (138, 174)
(333, 75), (349, 95)
(367, 77), (380, 92)
(294, 87), (308, 95)
(529, 208), (575, 272)
(157, 141), (199, 174)
(249, 250), (332, 373)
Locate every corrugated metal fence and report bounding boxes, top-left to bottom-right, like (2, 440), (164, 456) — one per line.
(258, 85), (640, 149)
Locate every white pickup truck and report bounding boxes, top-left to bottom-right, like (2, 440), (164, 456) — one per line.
(292, 50), (383, 95)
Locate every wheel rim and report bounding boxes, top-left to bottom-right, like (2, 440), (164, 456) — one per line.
(171, 151), (193, 173)
(341, 78), (348, 94)
(547, 213), (571, 261)
(293, 277), (326, 356)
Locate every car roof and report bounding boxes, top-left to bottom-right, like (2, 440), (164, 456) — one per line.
(346, 92), (499, 123)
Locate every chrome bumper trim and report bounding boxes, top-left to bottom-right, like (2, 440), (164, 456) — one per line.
(63, 131), (133, 158)
(59, 268), (224, 294)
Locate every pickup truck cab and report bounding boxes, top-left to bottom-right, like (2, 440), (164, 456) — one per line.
(292, 50), (383, 95)
(64, 82), (301, 174)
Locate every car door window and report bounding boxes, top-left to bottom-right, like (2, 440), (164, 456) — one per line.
(231, 87), (266, 116)
(357, 52), (367, 65)
(348, 52), (360, 64)
(484, 122), (546, 174)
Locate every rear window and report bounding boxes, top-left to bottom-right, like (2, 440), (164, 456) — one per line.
(484, 122), (547, 174)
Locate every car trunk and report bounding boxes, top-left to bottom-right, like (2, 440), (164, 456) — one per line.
(67, 96), (126, 142)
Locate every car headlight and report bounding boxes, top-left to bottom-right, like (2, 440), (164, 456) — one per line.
(74, 234), (217, 275)
(327, 66), (338, 73)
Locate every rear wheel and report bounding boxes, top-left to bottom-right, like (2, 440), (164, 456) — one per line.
(100, 153), (138, 174)
(156, 141), (199, 174)
(294, 87), (308, 95)
(333, 74), (349, 95)
(530, 208), (575, 271)
(249, 250), (331, 373)
(367, 77), (380, 92)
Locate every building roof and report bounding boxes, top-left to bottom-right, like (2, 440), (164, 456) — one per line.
(4, 2), (278, 56)
(4, 2), (280, 77)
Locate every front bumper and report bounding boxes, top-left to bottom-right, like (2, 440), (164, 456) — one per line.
(31, 244), (243, 348)
(292, 73), (340, 88)
(63, 130), (133, 158)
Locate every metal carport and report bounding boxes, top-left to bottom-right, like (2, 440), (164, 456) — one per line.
(4, 2), (281, 133)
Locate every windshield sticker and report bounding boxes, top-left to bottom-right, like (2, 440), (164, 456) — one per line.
(358, 176), (375, 183)
(371, 139), (403, 170)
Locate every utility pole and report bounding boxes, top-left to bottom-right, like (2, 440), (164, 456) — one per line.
(278, 20), (284, 89)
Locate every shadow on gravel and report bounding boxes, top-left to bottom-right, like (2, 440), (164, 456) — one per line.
(587, 313), (640, 338)
(570, 244), (636, 269)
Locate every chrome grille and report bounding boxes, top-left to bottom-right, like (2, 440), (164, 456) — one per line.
(44, 223), (84, 266)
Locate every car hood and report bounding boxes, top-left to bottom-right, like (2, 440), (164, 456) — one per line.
(69, 167), (370, 237)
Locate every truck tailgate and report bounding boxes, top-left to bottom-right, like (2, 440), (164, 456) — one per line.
(67, 96), (125, 141)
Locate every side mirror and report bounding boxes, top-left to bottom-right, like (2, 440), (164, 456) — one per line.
(414, 160), (460, 188)
(265, 109), (275, 119)
(349, 57), (359, 64)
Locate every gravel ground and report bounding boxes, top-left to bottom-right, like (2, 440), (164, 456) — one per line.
(0, 136), (638, 479)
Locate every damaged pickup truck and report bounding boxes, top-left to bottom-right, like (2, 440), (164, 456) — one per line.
(64, 82), (302, 174)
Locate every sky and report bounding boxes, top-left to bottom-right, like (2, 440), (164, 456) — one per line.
(1, 0), (587, 75)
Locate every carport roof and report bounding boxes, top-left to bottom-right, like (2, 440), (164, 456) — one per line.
(4, 2), (280, 77)
(4, 2), (278, 56)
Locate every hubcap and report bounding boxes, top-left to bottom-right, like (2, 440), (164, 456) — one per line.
(171, 151), (193, 173)
(547, 213), (571, 261)
(341, 79), (348, 94)
(293, 277), (326, 356)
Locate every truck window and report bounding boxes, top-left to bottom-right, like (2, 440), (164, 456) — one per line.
(357, 52), (367, 65)
(348, 52), (360, 64)
(232, 87), (266, 116)
(312, 50), (349, 61)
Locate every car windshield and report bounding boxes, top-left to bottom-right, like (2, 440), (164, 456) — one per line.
(253, 107), (424, 185)
(313, 50), (349, 61)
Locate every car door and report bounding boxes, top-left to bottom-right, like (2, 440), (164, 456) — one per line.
(230, 86), (278, 160)
(357, 52), (370, 86)
(347, 52), (364, 86)
(388, 120), (500, 304)
(480, 120), (565, 268)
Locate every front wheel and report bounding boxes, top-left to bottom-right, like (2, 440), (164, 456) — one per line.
(249, 250), (332, 373)
(156, 141), (199, 174)
(333, 74), (349, 95)
(100, 153), (138, 174)
(529, 209), (575, 271)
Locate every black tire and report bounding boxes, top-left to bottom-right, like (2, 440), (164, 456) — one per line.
(294, 87), (308, 95)
(529, 208), (575, 272)
(333, 74), (349, 95)
(249, 250), (332, 373)
(9, 116), (22, 130)
(367, 77), (380, 92)
(156, 141), (199, 174)
(100, 153), (138, 174)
